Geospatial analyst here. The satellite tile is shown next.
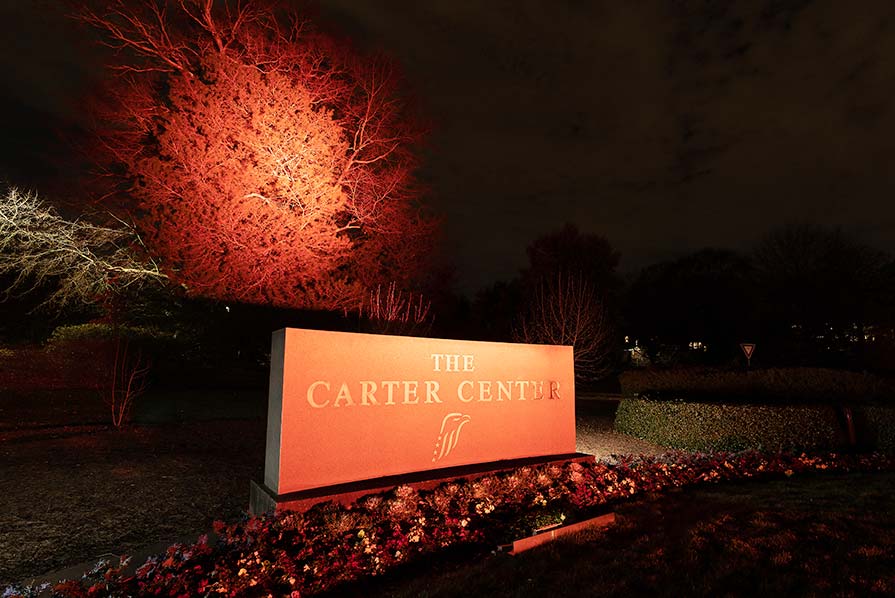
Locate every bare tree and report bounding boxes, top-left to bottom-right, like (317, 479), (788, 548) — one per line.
(0, 187), (168, 311)
(106, 335), (152, 429)
(516, 272), (617, 384)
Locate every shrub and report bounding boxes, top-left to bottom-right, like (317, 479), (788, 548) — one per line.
(614, 397), (844, 452)
(858, 406), (895, 452)
(46, 322), (173, 345)
(46, 323), (161, 427)
(358, 282), (434, 337)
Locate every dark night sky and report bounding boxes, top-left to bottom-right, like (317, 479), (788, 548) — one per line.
(2, 0), (895, 294)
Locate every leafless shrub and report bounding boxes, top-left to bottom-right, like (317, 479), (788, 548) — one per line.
(516, 272), (616, 384)
(107, 336), (151, 429)
(359, 282), (433, 337)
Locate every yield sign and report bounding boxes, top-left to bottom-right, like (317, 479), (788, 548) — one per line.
(740, 343), (756, 360)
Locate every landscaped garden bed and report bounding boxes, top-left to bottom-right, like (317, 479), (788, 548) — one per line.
(5, 449), (892, 597)
(3, 363), (893, 596)
(344, 471), (895, 597)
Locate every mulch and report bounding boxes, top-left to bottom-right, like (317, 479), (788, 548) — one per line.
(0, 420), (265, 586)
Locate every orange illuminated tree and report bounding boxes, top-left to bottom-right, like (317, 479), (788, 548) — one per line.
(78, 0), (435, 310)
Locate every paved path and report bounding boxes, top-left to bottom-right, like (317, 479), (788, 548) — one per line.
(574, 398), (669, 461)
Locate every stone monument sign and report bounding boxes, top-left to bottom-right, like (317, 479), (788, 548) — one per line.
(264, 328), (577, 496)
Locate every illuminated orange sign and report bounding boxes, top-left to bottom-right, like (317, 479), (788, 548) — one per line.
(264, 328), (576, 495)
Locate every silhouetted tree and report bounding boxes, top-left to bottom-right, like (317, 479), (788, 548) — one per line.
(472, 279), (524, 342)
(623, 248), (755, 364)
(472, 225), (622, 345)
(470, 224), (621, 382)
(521, 223), (622, 298)
(752, 224), (889, 365)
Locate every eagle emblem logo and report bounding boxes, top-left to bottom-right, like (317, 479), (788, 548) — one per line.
(432, 413), (471, 463)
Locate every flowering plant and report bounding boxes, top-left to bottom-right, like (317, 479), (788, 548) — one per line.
(5, 451), (893, 597)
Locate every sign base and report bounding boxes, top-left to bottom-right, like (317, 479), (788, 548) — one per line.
(505, 512), (616, 555)
(250, 452), (595, 515)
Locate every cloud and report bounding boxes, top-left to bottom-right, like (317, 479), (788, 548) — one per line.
(318, 0), (895, 290)
(3, 0), (894, 292)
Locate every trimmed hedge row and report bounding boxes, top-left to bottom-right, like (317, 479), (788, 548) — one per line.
(615, 397), (895, 452)
(859, 406), (895, 452)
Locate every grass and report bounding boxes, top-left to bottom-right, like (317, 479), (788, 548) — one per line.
(329, 472), (895, 597)
(0, 388), (266, 586)
(3, 385), (893, 594)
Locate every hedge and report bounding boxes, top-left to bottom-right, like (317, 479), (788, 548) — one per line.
(46, 322), (176, 344)
(859, 405), (895, 452)
(614, 396), (864, 452)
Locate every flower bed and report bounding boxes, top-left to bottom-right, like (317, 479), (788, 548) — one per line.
(6, 451), (894, 597)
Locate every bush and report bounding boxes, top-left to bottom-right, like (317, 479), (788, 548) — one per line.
(39, 323), (158, 425)
(614, 397), (844, 452)
(358, 282), (434, 337)
(619, 367), (895, 404)
(858, 406), (895, 452)
(46, 322), (174, 345)
(616, 396), (895, 453)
